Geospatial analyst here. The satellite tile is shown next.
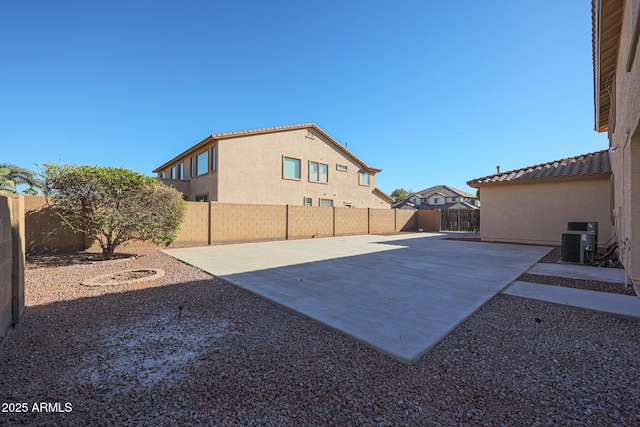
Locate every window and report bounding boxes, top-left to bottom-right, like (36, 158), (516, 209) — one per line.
(319, 163), (328, 182)
(358, 171), (370, 186)
(304, 197), (312, 206)
(336, 164), (348, 171)
(211, 145), (217, 171)
(319, 198), (333, 207)
(434, 197), (440, 203)
(160, 172), (166, 179)
(309, 161), (319, 181)
(283, 156), (301, 179)
(195, 194), (208, 202)
(177, 163), (184, 180)
(309, 161), (328, 183)
(196, 151), (208, 176)
(452, 197), (460, 202)
(171, 166), (176, 179)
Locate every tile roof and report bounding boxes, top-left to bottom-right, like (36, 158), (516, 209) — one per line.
(153, 123), (381, 174)
(418, 201), (479, 211)
(467, 150), (611, 187)
(413, 185), (476, 199)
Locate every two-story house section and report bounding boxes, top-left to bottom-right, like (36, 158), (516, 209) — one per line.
(153, 123), (393, 209)
(392, 185), (479, 210)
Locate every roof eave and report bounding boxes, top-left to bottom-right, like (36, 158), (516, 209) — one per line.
(153, 123), (382, 175)
(468, 172), (612, 188)
(153, 135), (216, 173)
(592, 0), (624, 133)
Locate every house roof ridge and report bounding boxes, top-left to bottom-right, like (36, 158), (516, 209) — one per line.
(467, 149), (611, 187)
(153, 123), (382, 174)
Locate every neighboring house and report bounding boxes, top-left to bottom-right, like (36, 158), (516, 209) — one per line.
(467, 150), (613, 247)
(593, 0), (640, 292)
(153, 123), (393, 209)
(392, 185), (479, 210)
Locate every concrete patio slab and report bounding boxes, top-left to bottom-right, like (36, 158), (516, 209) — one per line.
(528, 263), (627, 284)
(164, 233), (551, 363)
(504, 281), (640, 320)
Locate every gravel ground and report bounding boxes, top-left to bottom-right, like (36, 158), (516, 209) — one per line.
(1, 247), (639, 426)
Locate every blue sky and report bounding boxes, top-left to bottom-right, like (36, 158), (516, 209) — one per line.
(2, 1), (606, 196)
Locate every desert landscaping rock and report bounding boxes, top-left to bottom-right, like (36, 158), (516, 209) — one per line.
(80, 268), (165, 287)
(1, 247), (638, 426)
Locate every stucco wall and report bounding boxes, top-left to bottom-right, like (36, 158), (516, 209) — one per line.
(478, 178), (613, 246)
(608, 0), (640, 285)
(158, 128), (389, 209)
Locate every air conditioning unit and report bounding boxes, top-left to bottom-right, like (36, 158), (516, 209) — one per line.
(561, 231), (596, 264)
(567, 222), (598, 247)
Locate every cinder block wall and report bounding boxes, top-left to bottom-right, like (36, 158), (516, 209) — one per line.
(395, 209), (417, 231)
(209, 202), (286, 244)
(23, 197), (421, 251)
(174, 202), (209, 246)
(287, 206), (333, 239)
(0, 195), (25, 342)
(0, 196), (12, 340)
(369, 208), (396, 234)
(24, 196), (87, 253)
(416, 210), (440, 232)
(335, 207), (368, 235)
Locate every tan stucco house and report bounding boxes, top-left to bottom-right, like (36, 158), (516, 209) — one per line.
(153, 123), (393, 209)
(467, 150), (613, 247)
(393, 185), (480, 210)
(593, 0), (640, 293)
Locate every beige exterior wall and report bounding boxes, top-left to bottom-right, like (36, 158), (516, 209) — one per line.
(209, 202), (287, 244)
(0, 195), (25, 341)
(24, 196), (88, 253)
(395, 209), (417, 231)
(335, 207), (369, 235)
(0, 196), (14, 340)
(217, 129), (387, 208)
(157, 128), (389, 209)
(22, 197), (419, 251)
(368, 208), (396, 234)
(416, 210), (440, 232)
(607, 0), (640, 284)
(174, 202), (210, 246)
(477, 178), (613, 246)
(287, 206), (334, 239)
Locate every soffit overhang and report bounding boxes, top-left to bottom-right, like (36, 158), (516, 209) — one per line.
(593, 0), (624, 132)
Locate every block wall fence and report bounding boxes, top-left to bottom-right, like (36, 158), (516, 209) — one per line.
(22, 197), (441, 251)
(0, 195), (25, 342)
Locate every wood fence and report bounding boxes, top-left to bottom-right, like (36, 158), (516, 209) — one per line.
(440, 209), (480, 232)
